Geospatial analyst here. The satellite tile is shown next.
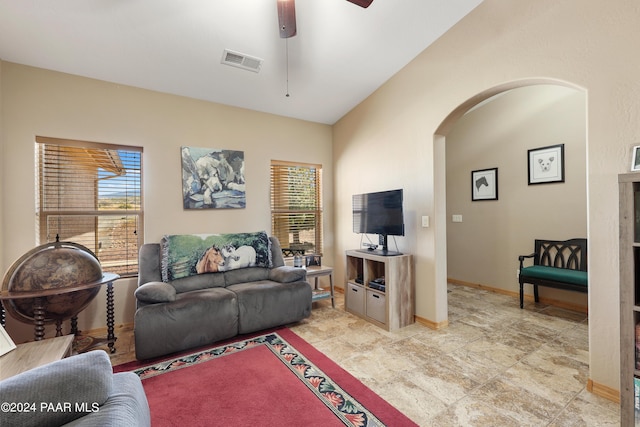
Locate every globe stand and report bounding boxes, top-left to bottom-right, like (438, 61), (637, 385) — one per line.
(0, 273), (120, 351)
(1, 240), (120, 353)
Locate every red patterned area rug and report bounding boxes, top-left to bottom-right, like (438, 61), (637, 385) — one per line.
(115, 328), (417, 427)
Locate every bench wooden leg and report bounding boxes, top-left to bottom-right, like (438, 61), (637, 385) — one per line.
(519, 282), (524, 309)
(533, 284), (540, 303)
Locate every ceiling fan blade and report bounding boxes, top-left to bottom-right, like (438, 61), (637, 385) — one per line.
(277, 0), (297, 38)
(346, 0), (373, 8)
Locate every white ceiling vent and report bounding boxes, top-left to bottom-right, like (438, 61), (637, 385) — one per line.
(221, 49), (263, 73)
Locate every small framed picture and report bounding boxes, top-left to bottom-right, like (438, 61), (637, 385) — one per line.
(0, 325), (16, 357)
(631, 145), (640, 171)
(528, 144), (565, 185)
(305, 255), (322, 267)
(471, 168), (498, 201)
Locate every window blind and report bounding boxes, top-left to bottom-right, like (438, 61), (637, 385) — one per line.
(36, 136), (143, 277)
(270, 160), (323, 256)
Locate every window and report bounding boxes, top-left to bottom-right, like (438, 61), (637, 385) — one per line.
(270, 161), (323, 256)
(36, 136), (143, 277)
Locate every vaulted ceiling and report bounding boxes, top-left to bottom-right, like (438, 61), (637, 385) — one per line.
(0, 0), (483, 124)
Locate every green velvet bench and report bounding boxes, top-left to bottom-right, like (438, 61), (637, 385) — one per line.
(518, 238), (587, 308)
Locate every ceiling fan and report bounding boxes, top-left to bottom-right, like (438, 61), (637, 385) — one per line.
(277, 0), (374, 38)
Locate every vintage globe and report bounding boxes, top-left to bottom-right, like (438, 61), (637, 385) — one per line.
(1, 241), (105, 325)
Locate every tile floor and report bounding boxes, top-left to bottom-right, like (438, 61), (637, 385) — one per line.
(109, 284), (620, 426)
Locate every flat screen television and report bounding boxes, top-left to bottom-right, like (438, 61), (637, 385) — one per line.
(352, 189), (404, 255)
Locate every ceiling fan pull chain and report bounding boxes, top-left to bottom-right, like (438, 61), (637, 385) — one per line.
(285, 37), (290, 98)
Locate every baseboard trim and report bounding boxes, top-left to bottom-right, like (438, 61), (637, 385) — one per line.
(447, 278), (588, 314)
(587, 379), (620, 403)
(83, 322), (134, 337)
(448, 278), (516, 296)
(415, 315), (448, 330)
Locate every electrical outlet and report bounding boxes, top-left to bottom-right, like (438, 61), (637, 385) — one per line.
(516, 269), (520, 279)
(421, 216), (429, 227)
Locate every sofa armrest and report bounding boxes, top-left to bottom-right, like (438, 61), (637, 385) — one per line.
(63, 373), (151, 427)
(0, 351), (113, 427)
(269, 266), (307, 283)
(135, 281), (176, 304)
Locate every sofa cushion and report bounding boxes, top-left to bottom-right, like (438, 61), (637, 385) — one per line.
(520, 265), (588, 287)
(135, 281), (176, 303)
(224, 267), (270, 287)
(161, 231), (272, 281)
(134, 287), (239, 360)
(171, 271), (227, 294)
(228, 280), (312, 334)
(0, 351), (113, 427)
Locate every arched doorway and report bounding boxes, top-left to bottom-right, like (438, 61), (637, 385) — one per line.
(433, 79), (588, 321)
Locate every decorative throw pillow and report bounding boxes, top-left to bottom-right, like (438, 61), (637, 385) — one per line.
(161, 231), (272, 281)
(135, 281), (177, 303)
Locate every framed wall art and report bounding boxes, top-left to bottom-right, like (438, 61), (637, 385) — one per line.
(631, 145), (640, 172)
(181, 146), (246, 209)
(471, 167), (498, 201)
(528, 143), (565, 185)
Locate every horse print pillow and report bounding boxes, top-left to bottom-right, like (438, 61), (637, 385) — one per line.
(161, 231), (272, 281)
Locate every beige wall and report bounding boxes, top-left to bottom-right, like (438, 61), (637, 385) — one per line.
(446, 85), (587, 308)
(1, 0), (636, 394)
(0, 62), (333, 343)
(334, 0), (639, 392)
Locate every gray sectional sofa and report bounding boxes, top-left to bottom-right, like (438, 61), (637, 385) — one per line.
(0, 350), (150, 427)
(134, 235), (312, 360)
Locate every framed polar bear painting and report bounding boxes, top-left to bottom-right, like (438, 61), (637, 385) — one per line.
(181, 146), (246, 209)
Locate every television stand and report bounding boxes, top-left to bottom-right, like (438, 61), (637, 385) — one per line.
(356, 249), (402, 257)
(345, 249), (414, 331)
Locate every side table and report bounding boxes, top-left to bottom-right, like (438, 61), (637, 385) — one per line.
(0, 334), (74, 381)
(305, 266), (335, 308)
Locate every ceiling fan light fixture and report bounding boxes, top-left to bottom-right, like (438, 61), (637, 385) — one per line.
(277, 0), (296, 38)
(347, 0), (374, 8)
